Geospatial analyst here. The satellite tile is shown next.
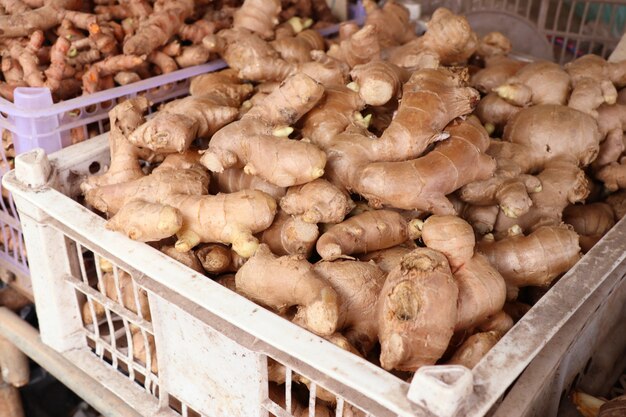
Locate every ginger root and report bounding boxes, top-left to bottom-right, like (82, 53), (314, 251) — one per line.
(200, 73), (327, 187)
(378, 248), (458, 371)
(563, 203), (615, 252)
(447, 331), (500, 369)
(235, 245), (339, 336)
(419, 215), (506, 331)
(280, 179), (355, 224)
(314, 260), (386, 354)
(478, 225), (581, 287)
(316, 210), (422, 260)
(259, 210), (319, 256)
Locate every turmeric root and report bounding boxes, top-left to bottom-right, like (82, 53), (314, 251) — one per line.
(419, 215), (506, 331)
(259, 210), (319, 256)
(477, 225), (581, 287)
(446, 331), (500, 369)
(200, 73), (327, 187)
(280, 179), (355, 224)
(314, 260), (386, 354)
(316, 210), (422, 260)
(235, 245), (339, 336)
(378, 248), (458, 371)
(563, 203), (615, 252)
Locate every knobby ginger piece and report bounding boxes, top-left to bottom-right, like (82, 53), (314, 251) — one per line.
(477, 311), (514, 335)
(563, 203), (615, 252)
(314, 260), (386, 354)
(491, 161), (590, 237)
(419, 215), (506, 331)
(211, 169), (286, 200)
(470, 55), (525, 94)
(378, 248), (458, 371)
(80, 97), (150, 192)
(106, 201), (183, 242)
(235, 245), (339, 336)
(327, 24), (380, 68)
(354, 116), (495, 214)
(350, 60), (410, 106)
(447, 331), (500, 369)
(359, 244), (415, 273)
(362, 0), (415, 48)
(259, 210), (319, 256)
(128, 71), (253, 153)
(495, 61), (570, 106)
(478, 225), (581, 287)
(201, 73), (327, 187)
(316, 210), (422, 260)
(161, 245), (204, 273)
(280, 179), (355, 224)
(386, 8), (477, 66)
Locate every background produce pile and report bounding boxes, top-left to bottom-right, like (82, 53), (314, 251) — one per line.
(77, 0), (626, 414)
(0, 0), (337, 101)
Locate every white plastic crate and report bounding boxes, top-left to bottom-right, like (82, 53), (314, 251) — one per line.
(0, 61), (227, 292)
(4, 134), (626, 417)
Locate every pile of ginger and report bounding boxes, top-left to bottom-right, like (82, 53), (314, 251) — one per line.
(0, 0), (337, 101)
(78, 0), (626, 414)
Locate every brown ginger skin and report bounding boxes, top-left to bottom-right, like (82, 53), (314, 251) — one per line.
(474, 93), (522, 134)
(232, 0), (281, 40)
(377, 248), (458, 371)
(495, 61), (571, 106)
(606, 190), (626, 220)
(299, 85), (366, 148)
(235, 245), (339, 336)
(477, 225), (581, 288)
(161, 245), (204, 273)
(316, 210), (422, 260)
(349, 60), (410, 106)
(386, 8), (477, 67)
(362, 0), (416, 48)
(314, 260), (386, 354)
(359, 243), (415, 273)
(420, 215), (507, 331)
(447, 331), (500, 369)
(200, 73), (327, 187)
(259, 210), (319, 257)
(106, 200), (183, 242)
(475, 31), (512, 58)
(477, 310), (514, 335)
(324, 68), (480, 205)
(128, 72), (253, 154)
(491, 161), (591, 237)
(211, 169), (286, 200)
(471, 56), (525, 94)
(80, 97), (149, 193)
(271, 29), (325, 63)
(353, 116), (495, 214)
(280, 179), (355, 224)
(563, 203), (615, 252)
(327, 24), (381, 68)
